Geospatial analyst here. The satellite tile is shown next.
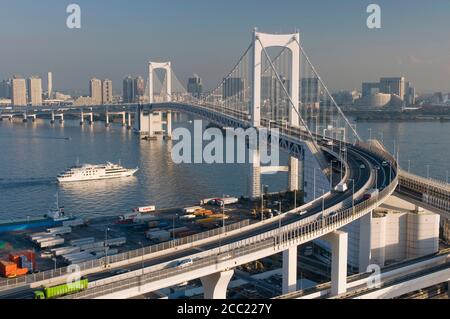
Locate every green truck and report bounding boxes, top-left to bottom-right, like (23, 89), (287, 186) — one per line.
(34, 278), (89, 299)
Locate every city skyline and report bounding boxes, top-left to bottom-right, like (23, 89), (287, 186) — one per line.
(0, 0), (449, 94)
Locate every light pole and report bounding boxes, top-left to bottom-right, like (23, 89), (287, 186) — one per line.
(330, 160), (337, 189)
(52, 258), (57, 272)
(313, 168), (317, 200)
(294, 189), (297, 209)
(374, 168), (378, 188)
(138, 242), (144, 275)
(368, 128), (372, 141)
(321, 189), (325, 228)
(104, 227), (110, 267)
(349, 178), (355, 212)
(408, 160), (411, 173)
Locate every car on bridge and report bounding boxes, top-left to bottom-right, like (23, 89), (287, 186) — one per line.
(177, 258), (193, 268)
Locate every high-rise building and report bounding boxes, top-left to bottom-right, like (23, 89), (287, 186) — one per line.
(405, 82), (416, 106)
(123, 76), (135, 103)
(222, 77), (244, 100)
(187, 74), (203, 97)
(102, 79), (113, 104)
(27, 76), (43, 106)
(301, 78), (320, 104)
(47, 72), (53, 99)
(379, 77), (405, 100)
(89, 78), (102, 104)
(362, 82), (380, 98)
(135, 76), (145, 99)
(11, 77), (27, 106)
(0, 79), (12, 99)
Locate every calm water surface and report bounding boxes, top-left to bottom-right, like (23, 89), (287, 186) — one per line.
(0, 116), (449, 221)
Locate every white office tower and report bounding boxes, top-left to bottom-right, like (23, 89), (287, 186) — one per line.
(47, 72), (53, 99)
(89, 78), (102, 105)
(102, 79), (113, 104)
(27, 77), (43, 106)
(11, 77), (27, 106)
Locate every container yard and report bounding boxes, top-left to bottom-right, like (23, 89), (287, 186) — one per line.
(0, 191), (302, 278)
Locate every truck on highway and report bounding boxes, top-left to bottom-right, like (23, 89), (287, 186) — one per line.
(34, 279), (88, 299)
(334, 182), (348, 193)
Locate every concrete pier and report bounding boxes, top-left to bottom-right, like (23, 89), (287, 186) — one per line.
(282, 246), (298, 294)
(200, 269), (234, 299)
(127, 112), (132, 129)
(324, 230), (348, 297)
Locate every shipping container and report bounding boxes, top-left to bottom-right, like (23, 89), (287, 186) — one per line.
(180, 214), (196, 220)
(46, 226), (72, 235)
(133, 206), (156, 213)
(51, 246), (81, 257)
(40, 237), (64, 248)
(63, 219), (85, 227)
(146, 230), (171, 241)
(183, 206), (202, 214)
(0, 260), (17, 277)
(70, 237), (95, 246)
(133, 213), (158, 223)
(175, 231), (197, 238)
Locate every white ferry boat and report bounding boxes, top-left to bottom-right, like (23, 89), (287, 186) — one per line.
(57, 162), (138, 183)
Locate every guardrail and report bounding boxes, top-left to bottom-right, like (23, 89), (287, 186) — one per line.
(0, 220), (249, 291)
(399, 169), (450, 195)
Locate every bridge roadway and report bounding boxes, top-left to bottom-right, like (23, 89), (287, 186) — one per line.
(276, 248), (450, 299)
(395, 169), (450, 219)
(65, 147), (395, 299)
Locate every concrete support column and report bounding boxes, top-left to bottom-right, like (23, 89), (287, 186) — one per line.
(51, 111), (55, 124)
(166, 111), (172, 138)
(148, 112), (153, 137)
(248, 149), (261, 199)
(22, 113), (27, 122)
(89, 113), (94, 125)
(105, 111), (110, 127)
(324, 230), (348, 297)
(122, 112), (126, 126)
(288, 157), (299, 191)
(200, 269), (234, 299)
(59, 113), (64, 123)
(80, 111), (84, 125)
(358, 212), (372, 273)
(282, 246), (298, 294)
(127, 112), (132, 129)
(30, 115), (36, 122)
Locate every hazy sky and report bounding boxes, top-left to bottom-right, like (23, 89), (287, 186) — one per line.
(1, 0), (449, 94)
